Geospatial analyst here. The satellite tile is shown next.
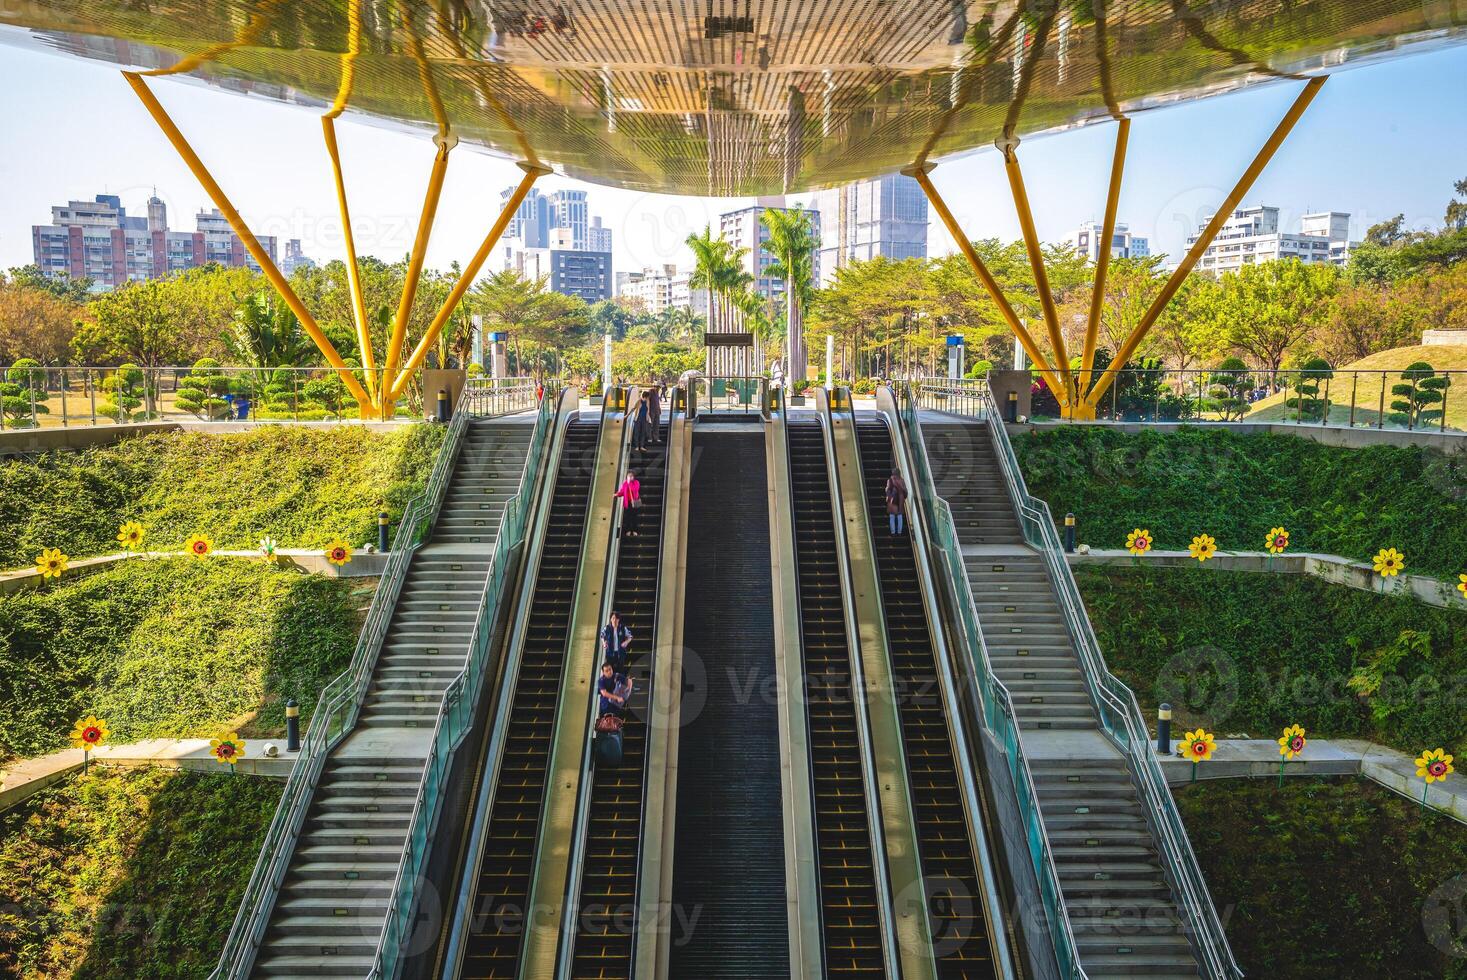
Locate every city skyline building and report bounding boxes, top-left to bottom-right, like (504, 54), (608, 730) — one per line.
(811, 173), (928, 286)
(31, 193), (280, 290)
(718, 201), (820, 306)
(1066, 221), (1150, 262)
(1190, 204), (1359, 275)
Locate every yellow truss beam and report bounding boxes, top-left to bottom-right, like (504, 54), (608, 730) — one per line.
(385, 162), (550, 402)
(1080, 117), (1131, 404)
(123, 71), (372, 410)
(904, 163), (1064, 400)
(999, 138), (1072, 400)
(1083, 76), (1326, 409)
(321, 117), (376, 402)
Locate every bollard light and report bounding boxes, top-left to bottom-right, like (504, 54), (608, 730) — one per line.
(285, 698), (300, 752)
(1157, 703), (1172, 756)
(378, 510), (391, 553)
(1006, 389), (1019, 423)
(1063, 513), (1076, 553)
(436, 387), (450, 422)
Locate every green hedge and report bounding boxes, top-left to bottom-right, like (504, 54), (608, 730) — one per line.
(1015, 426), (1467, 578)
(1177, 777), (1467, 979)
(0, 423), (445, 567)
(0, 558), (365, 762)
(1076, 566), (1467, 755)
(0, 767), (278, 979)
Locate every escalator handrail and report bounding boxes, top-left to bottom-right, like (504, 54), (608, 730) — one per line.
(371, 387), (561, 978)
(863, 389), (1016, 980)
(437, 387), (596, 980)
(945, 386), (1242, 980)
(791, 399), (904, 980)
(894, 387), (1086, 980)
(555, 385), (649, 977)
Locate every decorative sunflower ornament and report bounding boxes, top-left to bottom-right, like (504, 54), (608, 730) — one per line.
(35, 548), (68, 579)
(184, 533), (214, 558)
(1188, 533), (1217, 563)
(1372, 547), (1405, 577)
(117, 521), (145, 551)
(1126, 528), (1153, 556)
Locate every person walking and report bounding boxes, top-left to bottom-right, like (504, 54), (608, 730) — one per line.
(601, 610), (634, 671)
(631, 390), (652, 453)
(614, 469), (642, 537)
(885, 468), (908, 535)
(647, 385), (663, 444)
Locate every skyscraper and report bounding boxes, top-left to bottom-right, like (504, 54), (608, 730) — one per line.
(719, 202), (820, 304)
(812, 173), (928, 286)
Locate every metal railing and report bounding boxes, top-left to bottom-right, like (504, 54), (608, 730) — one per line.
(687, 375), (768, 417)
(371, 390), (558, 978)
(208, 406), (471, 980)
(896, 388), (1085, 980)
(461, 376), (544, 417)
(905, 367), (1461, 432)
(967, 388), (1243, 980)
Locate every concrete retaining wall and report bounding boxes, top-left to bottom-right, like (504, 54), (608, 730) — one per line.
(1010, 420), (1466, 453)
(0, 549), (389, 594)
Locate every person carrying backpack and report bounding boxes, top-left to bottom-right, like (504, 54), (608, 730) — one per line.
(885, 468), (908, 535)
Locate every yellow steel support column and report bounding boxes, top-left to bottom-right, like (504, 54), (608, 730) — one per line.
(1083, 76), (1326, 409)
(1076, 117), (1131, 420)
(386, 162), (550, 402)
(122, 71), (373, 410)
(379, 137), (455, 412)
(903, 163), (1064, 399)
(999, 138), (1072, 405)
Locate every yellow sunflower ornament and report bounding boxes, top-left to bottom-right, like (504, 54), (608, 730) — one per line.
(1278, 724), (1307, 760)
(117, 521), (145, 551)
(1126, 528), (1153, 556)
(1457, 573), (1466, 599)
(184, 533), (214, 558)
(1188, 533), (1217, 563)
(35, 547), (68, 579)
(1415, 748), (1455, 811)
(70, 715), (109, 771)
(324, 539), (353, 567)
(1372, 547), (1405, 577)
(1265, 527), (1290, 554)
(210, 733), (246, 767)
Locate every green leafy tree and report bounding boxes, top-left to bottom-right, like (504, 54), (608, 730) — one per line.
(0, 358), (49, 428)
(225, 292), (313, 368)
(1196, 259), (1340, 374)
(3, 263), (93, 303)
(99, 363), (146, 421)
(760, 206), (817, 377)
(1388, 361), (1451, 429)
(1284, 357), (1334, 423)
(1207, 356), (1254, 421)
(175, 358), (232, 419)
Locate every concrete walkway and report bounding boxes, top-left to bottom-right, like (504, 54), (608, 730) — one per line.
(1, 737), (299, 812)
(1157, 737), (1466, 823)
(1, 548), (388, 594)
(1069, 548), (1467, 610)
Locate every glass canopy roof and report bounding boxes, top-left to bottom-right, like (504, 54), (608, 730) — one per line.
(3, 0), (1464, 195)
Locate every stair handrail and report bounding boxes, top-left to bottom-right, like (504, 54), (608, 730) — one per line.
(966, 389), (1243, 980)
(209, 406), (476, 980)
(372, 387), (560, 978)
(895, 389), (1086, 980)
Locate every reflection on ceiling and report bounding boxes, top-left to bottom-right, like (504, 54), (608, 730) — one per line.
(3, 1), (1464, 195)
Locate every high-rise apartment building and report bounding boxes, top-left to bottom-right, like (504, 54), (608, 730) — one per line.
(588, 216), (613, 254)
(509, 247), (611, 303)
(548, 189), (589, 250)
(1067, 221), (1150, 262)
(718, 202), (821, 305)
(31, 194), (277, 290)
(811, 173), (928, 286)
(617, 264), (679, 314)
(1190, 205), (1358, 275)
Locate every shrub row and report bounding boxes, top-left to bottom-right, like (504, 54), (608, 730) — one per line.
(0, 423), (445, 567)
(1015, 426), (1467, 578)
(0, 557), (365, 762)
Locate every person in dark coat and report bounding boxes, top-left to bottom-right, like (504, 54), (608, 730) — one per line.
(885, 469), (908, 535)
(601, 611), (633, 670)
(631, 390), (652, 452)
(647, 385), (663, 443)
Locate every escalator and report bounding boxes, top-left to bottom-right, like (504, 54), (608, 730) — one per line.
(786, 420), (887, 977)
(568, 420), (670, 978)
(668, 428), (790, 977)
(456, 418), (601, 979)
(854, 416), (998, 980)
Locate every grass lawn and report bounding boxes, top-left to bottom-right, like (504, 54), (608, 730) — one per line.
(1243, 344), (1467, 430)
(0, 557), (368, 763)
(0, 767), (279, 979)
(1176, 777), (1467, 979)
(0, 423), (444, 568)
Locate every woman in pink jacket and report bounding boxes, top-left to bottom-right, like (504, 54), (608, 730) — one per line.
(615, 469), (642, 536)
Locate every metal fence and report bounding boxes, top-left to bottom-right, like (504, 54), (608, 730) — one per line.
(906, 367), (1462, 432)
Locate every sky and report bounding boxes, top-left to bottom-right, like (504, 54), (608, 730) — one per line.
(1, 34), (1464, 276)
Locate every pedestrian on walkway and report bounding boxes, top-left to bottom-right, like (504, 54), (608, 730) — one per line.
(631, 390), (652, 452)
(886, 468), (908, 535)
(648, 385), (663, 443)
(615, 469), (642, 537)
(601, 610), (633, 670)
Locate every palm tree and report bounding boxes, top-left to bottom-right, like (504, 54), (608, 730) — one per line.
(686, 226), (729, 335)
(760, 206), (817, 382)
(224, 291), (312, 368)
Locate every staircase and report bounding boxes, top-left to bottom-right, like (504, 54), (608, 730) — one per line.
(921, 421), (1203, 980)
(251, 418), (534, 978)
